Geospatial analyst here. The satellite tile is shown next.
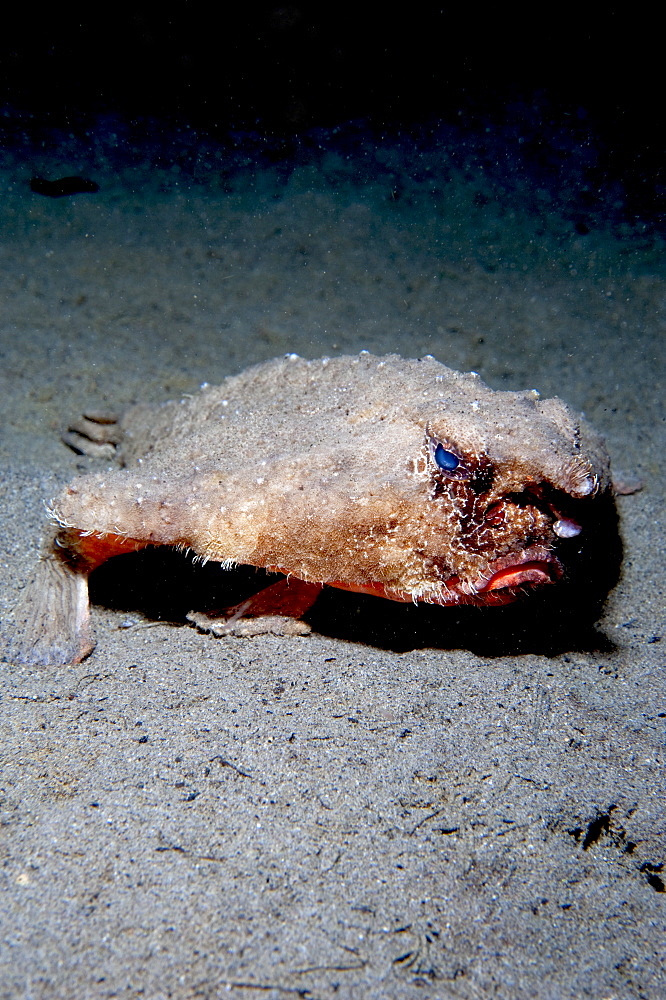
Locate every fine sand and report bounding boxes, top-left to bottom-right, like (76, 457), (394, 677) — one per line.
(0, 120), (664, 999)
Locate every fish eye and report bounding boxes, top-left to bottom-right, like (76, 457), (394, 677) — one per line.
(433, 444), (460, 472)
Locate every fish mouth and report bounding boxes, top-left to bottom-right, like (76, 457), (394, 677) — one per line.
(473, 545), (561, 596)
(424, 545), (562, 607)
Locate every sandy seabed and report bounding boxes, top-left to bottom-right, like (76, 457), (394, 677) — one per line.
(0, 120), (664, 999)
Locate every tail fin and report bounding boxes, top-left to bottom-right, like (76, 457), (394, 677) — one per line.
(6, 533), (94, 667)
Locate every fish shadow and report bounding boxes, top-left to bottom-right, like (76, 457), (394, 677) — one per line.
(90, 494), (622, 658)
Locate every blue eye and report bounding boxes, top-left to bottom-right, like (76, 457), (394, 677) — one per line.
(434, 444), (460, 471)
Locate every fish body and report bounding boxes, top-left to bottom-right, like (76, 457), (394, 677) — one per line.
(11, 353), (611, 666)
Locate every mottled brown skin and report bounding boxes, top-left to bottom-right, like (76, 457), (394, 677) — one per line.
(10, 353), (611, 666)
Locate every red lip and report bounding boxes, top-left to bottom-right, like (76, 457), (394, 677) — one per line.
(478, 560), (554, 591)
(475, 545), (561, 594)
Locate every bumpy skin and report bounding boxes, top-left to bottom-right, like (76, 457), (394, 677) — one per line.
(10, 353), (611, 666)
